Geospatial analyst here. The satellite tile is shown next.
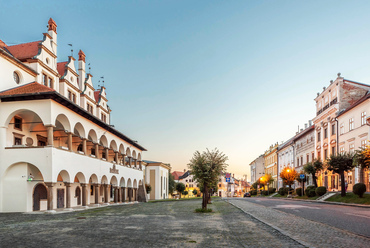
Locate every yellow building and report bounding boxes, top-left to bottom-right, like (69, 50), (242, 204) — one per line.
(264, 143), (279, 188)
(179, 170), (200, 197)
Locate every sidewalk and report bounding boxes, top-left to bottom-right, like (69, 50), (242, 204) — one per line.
(271, 196), (370, 208)
(227, 198), (370, 248)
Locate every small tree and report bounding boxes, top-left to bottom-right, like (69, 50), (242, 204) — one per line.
(279, 167), (298, 193)
(176, 183), (186, 198)
(168, 173), (176, 195)
(188, 148), (228, 210)
(354, 146), (370, 183)
(192, 189), (198, 196)
(303, 159), (323, 187)
(145, 184), (152, 194)
(326, 153), (355, 197)
(183, 190), (189, 197)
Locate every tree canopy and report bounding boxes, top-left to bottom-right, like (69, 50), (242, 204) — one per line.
(168, 173), (176, 195)
(176, 182), (186, 198)
(279, 167), (298, 189)
(188, 148), (228, 209)
(303, 159), (323, 187)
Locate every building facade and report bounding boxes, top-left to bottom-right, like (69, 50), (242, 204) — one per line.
(277, 139), (294, 189)
(312, 73), (370, 191)
(0, 19), (148, 212)
(178, 170), (199, 197)
(143, 161), (170, 200)
(264, 143), (278, 188)
(249, 154), (264, 183)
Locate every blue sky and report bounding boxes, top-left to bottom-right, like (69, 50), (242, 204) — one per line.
(2, 0), (370, 180)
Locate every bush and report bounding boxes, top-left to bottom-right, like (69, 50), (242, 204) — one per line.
(250, 190), (257, 195)
(315, 186), (327, 196)
(305, 186), (316, 197)
(353, 183), (367, 198)
(268, 188), (276, 193)
(195, 208), (213, 213)
(296, 187), (303, 196)
(262, 190), (269, 196)
(278, 187), (285, 196)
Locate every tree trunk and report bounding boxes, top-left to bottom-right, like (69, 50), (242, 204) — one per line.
(340, 172), (346, 197)
(208, 189), (212, 204)
(313, 173), (318, 188)
(202, 184), (208, 210)
(360, 168), (364, 184)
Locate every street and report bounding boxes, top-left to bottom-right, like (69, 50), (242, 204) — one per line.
(227, 198), (370, 247)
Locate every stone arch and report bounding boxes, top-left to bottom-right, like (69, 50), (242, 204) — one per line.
(110, 175), (118, 186)
(127, 178), (132, 188)
(137, 153), (142, 161)
(133, 179), (138, 188)
(55, 114), (71, 132)
(4, 109), (47, 127)
(99, 135), (108, 147)
(120, 177), (126, 187)
(132, 150), (137, 159)
(74, 172), (86, 183)
(87, 129), (98, 143)
(101, 175), (108, 184)
(110, 140), (118, 152)
(119, 144), (125, 154)
(126, 147), (131, 157)
(73, 122), (86, 138)
(89, 174), (99, 183)
(57, 170), (70, 183)
(139, 180), (143, 186)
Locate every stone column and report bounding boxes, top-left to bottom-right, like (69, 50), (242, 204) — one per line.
(81, 183), (87, 206)
(105, 184), (109, 203)
(114, 187), (118, 203)
(128, 188), (132, 202)
(45, 182), (55, 210)
(139, 161), (142, 170)
(105, 148), (109, 160)
(65, 182), (72, 209)
(134, 159), (137, 168)
(117, 187), (121, 202)
(82, 138), (87, 155)
(67, 132), (73, 151)
(94, 184), (100, 204)
(95, 143), (100, 158)
(115, 152), (119, 164)
(46, 125), (54, 146)
(122, 187), (126, 202)
(128, 157), (132, 167)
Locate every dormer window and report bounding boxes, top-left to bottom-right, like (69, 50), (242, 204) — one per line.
(87, 103), (93, 114)
(43, 73), (53, 89)
(101, 113), (106, 123)
(68, 90), (76, 103)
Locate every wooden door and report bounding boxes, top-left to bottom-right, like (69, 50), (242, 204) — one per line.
(33, 184), (47, 211)
(57, 189), (64, 208)
(76, 187), (81, 205)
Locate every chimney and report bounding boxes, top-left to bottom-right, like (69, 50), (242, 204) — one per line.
(300, 129), (303, 132)
(304, 123), (308, 129)
(309, 120), (312, 126)
(78, 50), (86, 90)
(48, 18), (57, 54)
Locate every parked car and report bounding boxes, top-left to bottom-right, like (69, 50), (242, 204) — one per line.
(243, 192), (251, 197)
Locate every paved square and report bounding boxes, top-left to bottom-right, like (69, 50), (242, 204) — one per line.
(0, 199), (301, 247)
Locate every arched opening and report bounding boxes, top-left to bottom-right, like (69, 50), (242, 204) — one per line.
(54, 114), (72, 150)
(125, 148), (131, 166)
(33, 183), (47, 211)
(89, 174), (99, 204)
(73, 122), (85, 154)
(109, 140), (118, 163)
(75, 186), (81, 205)
(99, 135), (108, 160)
(87, 129), (98, 157)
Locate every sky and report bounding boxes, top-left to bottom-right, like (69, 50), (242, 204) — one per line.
(2, 0), (370, 181)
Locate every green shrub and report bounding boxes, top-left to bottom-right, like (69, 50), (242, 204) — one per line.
(195, 208), (212, 213)
(284, 188), (290, 195)
(296, 187), (303, 196)
(250, 190), (257, 195)
(315, 186), (327, 196)
(278, 187), (285, 196)
(305, 186), (316, 197)
(268, 188), (276, 193)
(353, 183), (367, 198)
(263, 190), (269, 196)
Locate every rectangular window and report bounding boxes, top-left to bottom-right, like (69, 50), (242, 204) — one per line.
(297, 158), (299, 167)
(331, 146), (335, 156)
(317, 132), (321, 142)
(361, 112), (366, 126)
(14, 136), (22, 145)
(324, 128), (328, 139)
(307, 154), (309, 163)
(101, 113), (106, 123)
(68, 91), (72, 101)
(324, 149), (328, 159)
(349, 118), (354, 131)
(340, 147), (345, 154)
(43, 74), (47, 86)
(312, 153), (314, 161)
(361, 140), (367, 148)
(14, 117), (22, 130)
(49, 78), (53, 89)
(300, 157), (303, 166)
(340, 124), (344, 135)
(349, 143), (355, 153)
(331, 124), (335, 135)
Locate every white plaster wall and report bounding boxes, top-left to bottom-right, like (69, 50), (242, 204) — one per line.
(0, 56), (36, 91)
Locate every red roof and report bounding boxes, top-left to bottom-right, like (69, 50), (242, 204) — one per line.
(171, 171), (184, 180)
(0, 82), (55, 96)
(94, 90), (100, 102)
(0, 39), (6, 49)
(6, 41), (41, 61)
(57, 62), (68, 76)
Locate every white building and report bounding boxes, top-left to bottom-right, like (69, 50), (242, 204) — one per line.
(277, 139), (294, 188)
(249, 155), (264, 183)
(0, 18), (148, 212)
(143, 160), (170, 200)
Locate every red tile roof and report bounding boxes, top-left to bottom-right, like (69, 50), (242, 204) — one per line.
(94, 90), (100, 102)
(57, 62), (68, 77)
(0, 82), (55, 96)
(6, 41), (41, 61)
(0, 39), (6, 49)
(171, 171), (184, 180)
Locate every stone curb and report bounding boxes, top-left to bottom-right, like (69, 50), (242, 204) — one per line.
(225, 199), (311, 248)
(274, 197), (370, 208)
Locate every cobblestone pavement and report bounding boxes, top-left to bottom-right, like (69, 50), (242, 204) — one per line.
(227, 198), (370, 248)
(0, 199), (302, 248)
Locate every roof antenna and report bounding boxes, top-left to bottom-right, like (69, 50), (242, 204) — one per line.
(100, 76), (105, 87)
(68, 44), (73, 57)
(88, 63), (91, 73)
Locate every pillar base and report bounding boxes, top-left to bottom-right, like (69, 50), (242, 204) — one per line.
(64, 208), (74, 211)
(45, 210), (56, 213)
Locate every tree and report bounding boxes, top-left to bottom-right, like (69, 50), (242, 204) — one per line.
(145, 184), (152, 194)
(303, 159), (323, 187)
(188, 148), (228, 210)
(192, 189), (198, 196)
(354, 146), (370, 183)
(168, 173), (176, 195)
(279, 167), (298, 192)
(176, 183), (186, 198)
(183, 190), (188, 197)
(326, 152), (356, 197)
